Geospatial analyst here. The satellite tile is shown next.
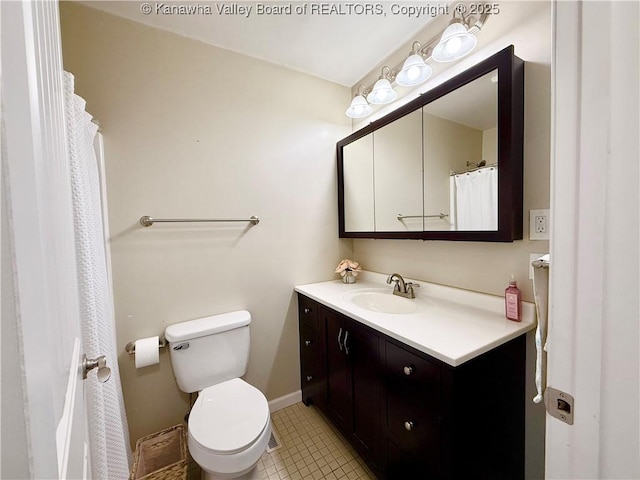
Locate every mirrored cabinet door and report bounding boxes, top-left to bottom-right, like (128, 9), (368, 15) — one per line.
(343, 133), (374, 232)
(374, 109), (423, 232)
(423, 69), (498, 232)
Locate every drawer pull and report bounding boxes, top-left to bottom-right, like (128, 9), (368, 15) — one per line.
(338, 328), (343, 351)
(404, 421), (415, 431)
(304, 307), (313, 314)
(306, 375), (313, 382)
(305, 340), (312, 347)
(403, 365), (415, 376)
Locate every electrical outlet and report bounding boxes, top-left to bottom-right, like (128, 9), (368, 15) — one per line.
(530, 209), (550, 240)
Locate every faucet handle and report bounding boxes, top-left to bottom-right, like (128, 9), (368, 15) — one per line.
(406, 282), (420, 299)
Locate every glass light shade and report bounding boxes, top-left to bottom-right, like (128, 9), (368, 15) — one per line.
(345, 94), (372, 119)
(396, 54), (432, 87)
(432, 21), (478, 63)
(366, 78), (397, 105)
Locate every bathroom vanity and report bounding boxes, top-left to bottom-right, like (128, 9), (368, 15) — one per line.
(295, 273), (535, 480)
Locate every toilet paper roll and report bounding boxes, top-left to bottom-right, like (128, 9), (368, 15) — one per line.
(135, 336), (160, 369)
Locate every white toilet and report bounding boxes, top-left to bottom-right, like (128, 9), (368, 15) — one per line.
(165, 310), (271, 479)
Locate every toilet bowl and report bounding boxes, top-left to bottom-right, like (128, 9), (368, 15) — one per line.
(165, 311), (271, 479)
(187, 378), (271, 479)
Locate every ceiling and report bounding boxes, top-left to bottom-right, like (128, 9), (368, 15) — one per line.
(80, 1), (441, 86)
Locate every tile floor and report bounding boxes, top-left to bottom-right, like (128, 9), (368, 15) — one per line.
(188, 402), (376, 480)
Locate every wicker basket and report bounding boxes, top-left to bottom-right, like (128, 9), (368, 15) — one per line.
(131, 425), (187, 480)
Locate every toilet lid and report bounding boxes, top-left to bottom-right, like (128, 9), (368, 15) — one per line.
(189, 378), (269, 455)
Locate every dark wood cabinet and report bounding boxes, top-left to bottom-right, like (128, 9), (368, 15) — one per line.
(384, 340), (443, 478)
(297, 293), (526, 480)
(322, 307), (384, 471)
(323, 308), (351, 426)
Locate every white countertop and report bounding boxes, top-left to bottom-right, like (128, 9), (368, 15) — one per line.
(295, 271), (536, 367)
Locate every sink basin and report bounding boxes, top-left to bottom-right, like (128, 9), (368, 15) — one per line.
(345, 289), (417, 315)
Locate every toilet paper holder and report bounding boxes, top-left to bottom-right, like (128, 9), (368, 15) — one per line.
(125, 336), (167, 355)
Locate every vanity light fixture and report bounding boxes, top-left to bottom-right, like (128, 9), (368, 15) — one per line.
(366, 66), (398, 105)
(345, 86), (373, 118)
(346, 6), (489, 118)
(432, 13), (478, 63)
(396, 42), (433, 87)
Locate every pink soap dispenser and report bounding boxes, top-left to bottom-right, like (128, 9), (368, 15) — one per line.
(505, 274), (522, 322)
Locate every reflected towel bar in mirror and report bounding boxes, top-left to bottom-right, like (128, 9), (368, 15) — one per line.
(398, 213), (449, 220)
(140, 215), (260, 227)
(451, 163), (498, 176)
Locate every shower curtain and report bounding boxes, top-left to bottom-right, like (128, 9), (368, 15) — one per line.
(452, 167), (498, 230)
(64, 72), (132, 479)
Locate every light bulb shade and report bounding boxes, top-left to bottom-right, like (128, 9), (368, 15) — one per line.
(432, 21), (478, 63)
(345, 94), (372, 118)
(367, 78), (397, 105)
(396, 54), (432, 87)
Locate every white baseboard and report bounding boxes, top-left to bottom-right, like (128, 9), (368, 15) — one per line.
(268, 390), (301, 413)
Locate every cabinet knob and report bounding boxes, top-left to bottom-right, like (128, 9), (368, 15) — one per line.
(304, 307), (312, 314)
(403, 365), (414, 376)
(305, 340), (312, 347)
(404, 421), (415, 431)
(306, 375), (313, 382)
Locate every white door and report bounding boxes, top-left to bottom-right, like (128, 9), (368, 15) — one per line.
(2, 1), (90, 478)
(547, 1), (639, 478)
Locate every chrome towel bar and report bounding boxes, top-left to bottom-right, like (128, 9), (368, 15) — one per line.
(140, 215), (260, 227)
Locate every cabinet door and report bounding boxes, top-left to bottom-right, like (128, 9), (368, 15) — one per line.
(323, 308), (352, 430)
(349, 321), (383, 464)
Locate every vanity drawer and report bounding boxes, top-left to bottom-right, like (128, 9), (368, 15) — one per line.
(385, 341), (441, 408)
(387, 390), (442, 458)
(299, 323), (320, 364)
(299, 322), (323, 405)
(298, 294), (319, 331)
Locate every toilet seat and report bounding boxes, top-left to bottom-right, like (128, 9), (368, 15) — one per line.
(188, 378), (270, 455)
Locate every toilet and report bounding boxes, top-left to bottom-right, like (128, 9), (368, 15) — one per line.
(165, 310), (271, 479)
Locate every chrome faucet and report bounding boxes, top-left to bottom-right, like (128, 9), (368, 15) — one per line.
(386, 273), (420, 299)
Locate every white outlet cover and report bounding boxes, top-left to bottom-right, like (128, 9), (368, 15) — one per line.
(530, 209), (550, 240)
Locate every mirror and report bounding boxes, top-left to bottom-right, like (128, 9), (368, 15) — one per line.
(422, 70), (497, 231)
(337, 46), (524, 242)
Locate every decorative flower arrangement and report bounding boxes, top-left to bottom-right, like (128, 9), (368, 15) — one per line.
(335, 259), (362, 283)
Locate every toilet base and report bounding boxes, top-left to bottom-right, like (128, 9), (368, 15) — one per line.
(190, 420), (271, 480)
(202, 465), (259, 480)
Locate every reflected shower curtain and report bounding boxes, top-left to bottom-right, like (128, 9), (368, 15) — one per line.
(64, 72), (132, 478)
(452, 167), (498, 230)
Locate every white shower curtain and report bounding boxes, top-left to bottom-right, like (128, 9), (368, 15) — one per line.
(452, 167), (498, 230)
(64, 72), (132, 479)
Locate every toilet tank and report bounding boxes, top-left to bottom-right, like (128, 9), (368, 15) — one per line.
(165, 310), (251, 393)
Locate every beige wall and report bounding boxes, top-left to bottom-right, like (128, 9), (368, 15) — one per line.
(483, 127), (498, 164)
(352, 4), (552, 303)
(60, 2), (351, 445)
